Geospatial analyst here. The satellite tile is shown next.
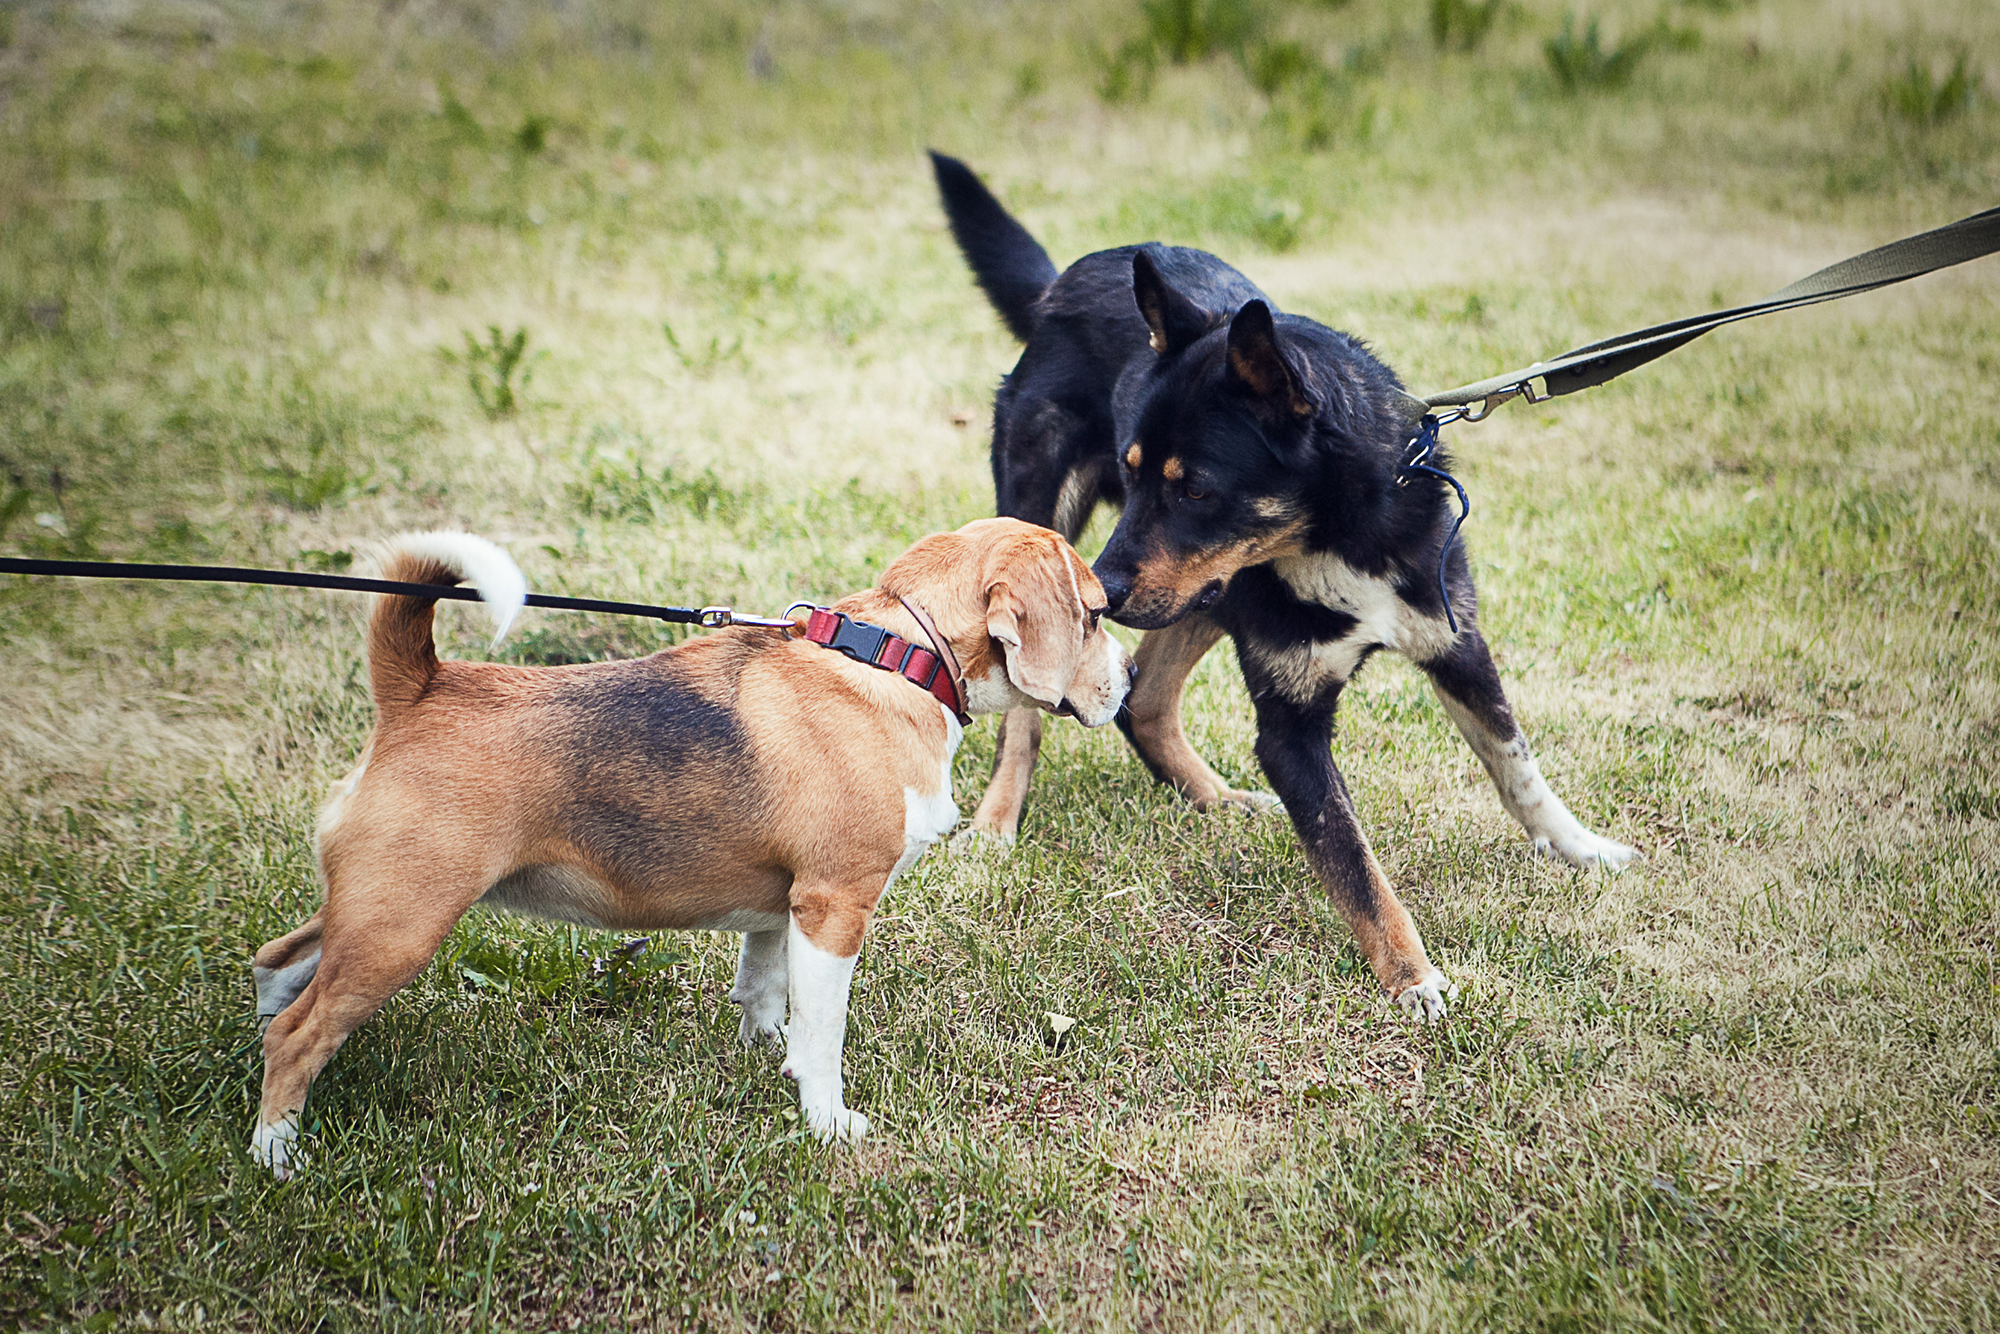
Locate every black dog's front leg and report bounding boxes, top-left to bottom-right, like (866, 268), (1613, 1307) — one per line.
(1248, 681), (1452, 1020)
(1419, 627), (1638, 870)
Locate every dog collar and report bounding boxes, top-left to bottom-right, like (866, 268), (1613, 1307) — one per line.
(798, 606), (969, 723)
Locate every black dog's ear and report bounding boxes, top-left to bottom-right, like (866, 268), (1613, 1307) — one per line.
(1132, 250), (1215, 358)
(1225, 300), (1314, 417)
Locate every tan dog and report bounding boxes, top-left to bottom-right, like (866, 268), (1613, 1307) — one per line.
(249, 519), (1132, 1176)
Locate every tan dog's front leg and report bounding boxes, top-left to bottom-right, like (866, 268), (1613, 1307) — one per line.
(781, 888), (879, 1141)
(1126, 615), (1280, 814)
(729, 927), (788, 1045)
(962, 707), (1042, 843)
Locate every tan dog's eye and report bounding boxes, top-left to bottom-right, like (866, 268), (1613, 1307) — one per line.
(1086, 608), (1104, 634)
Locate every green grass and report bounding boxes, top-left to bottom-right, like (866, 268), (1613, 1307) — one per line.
(2, 0), (1998, 1329)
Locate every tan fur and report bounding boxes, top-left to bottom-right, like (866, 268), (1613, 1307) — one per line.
(367, 552), (457, 710)
(967, 708), (1042, 841)
(1125, 442), (1142, 470)
(1119, 522), (1309, 627)
(1161, 457), (1184, 483)
(1123, 616), (1237, 807)
(1342, 841), (1432, 997)
(251, 519), (1129, 1151)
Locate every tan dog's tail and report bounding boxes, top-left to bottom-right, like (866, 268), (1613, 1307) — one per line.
(368, 532), (526, 711)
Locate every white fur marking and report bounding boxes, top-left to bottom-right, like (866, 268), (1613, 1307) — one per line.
(1071, 630), (1130, 727)
(1053, 468), (1093, 541)
(1433, 691), (1638, 870)
(1256, 553), (1457, 700)
(251, 1115), (303, 1179)
(380, 531), (528, 647)
(781, 919), (869, 1141)
(895, 707), (963, 879)
(1393, 968), (1456, 1024)
(963, 662), (1037, 716)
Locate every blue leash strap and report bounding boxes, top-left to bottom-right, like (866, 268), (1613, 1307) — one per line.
(1398, 415), (1471, 635)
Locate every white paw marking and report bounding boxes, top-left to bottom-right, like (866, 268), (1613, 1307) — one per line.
(804, 1106), (871, 1142)
(1392, 969), (1455, 1025)
(737, 1009), (785, 1046)
(250, 1117), (304, 1180)
(1535, 829), (1640, 871)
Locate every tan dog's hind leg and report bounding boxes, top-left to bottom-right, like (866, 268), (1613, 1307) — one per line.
(1125, 615), (1280, 814)
(962, 708), (1042, 843)
(252, 911), (325, 1033)
(251, 862), (483, 1178)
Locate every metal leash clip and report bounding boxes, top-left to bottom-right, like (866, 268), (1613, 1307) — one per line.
(1460, 377), (1550, 422)
(697, 606), (800, 629)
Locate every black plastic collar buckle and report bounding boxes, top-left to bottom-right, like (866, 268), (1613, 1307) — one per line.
(826, 616), (890, 666)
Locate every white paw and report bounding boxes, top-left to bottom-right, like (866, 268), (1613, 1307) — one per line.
(949, 825), (1015, 855)
(736, 1009), (785, 1047)
(803, 1105), (870, 1142)
(1209, 789), (1284, 816)
(250, 1118), (305, 1180)
(1391, 969), (1456, 1024)
(1535, 828), (1640, 871)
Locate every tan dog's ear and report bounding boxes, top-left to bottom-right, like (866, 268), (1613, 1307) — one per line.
(986, 579), (1070, 707)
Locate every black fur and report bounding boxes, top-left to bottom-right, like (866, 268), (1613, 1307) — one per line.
(927, 152), (1059, 344)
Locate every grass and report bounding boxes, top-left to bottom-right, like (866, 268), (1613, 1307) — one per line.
(1, 0), (1997, 1328)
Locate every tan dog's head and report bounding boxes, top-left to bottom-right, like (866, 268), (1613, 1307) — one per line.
(879, 518), (1133, 726)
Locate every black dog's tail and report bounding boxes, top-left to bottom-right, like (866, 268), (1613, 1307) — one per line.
(929, 151), (1058, 343)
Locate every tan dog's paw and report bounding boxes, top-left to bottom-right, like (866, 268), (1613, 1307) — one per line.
(1535, 829), (1639, 871)
(1390, 969), (1455, 1025)
(1207, 788), (1284, 816)
(737, 1010), (785, 1047)
(805, 1106), (871, 1142)
(250, 1117), (306, 1180)
(949, 825), (1015, 855)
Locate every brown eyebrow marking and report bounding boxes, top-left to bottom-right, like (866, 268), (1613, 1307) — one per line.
(1162, 457), (1184, 482)
(1125, 442), (1142, 470)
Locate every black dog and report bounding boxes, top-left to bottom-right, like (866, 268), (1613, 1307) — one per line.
(931, 152), (1636, 1019)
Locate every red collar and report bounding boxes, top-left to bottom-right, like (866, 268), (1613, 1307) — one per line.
(799, 607), (969, 723)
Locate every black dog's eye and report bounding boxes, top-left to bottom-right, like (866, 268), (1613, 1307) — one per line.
(1182, 482), (1208, 502)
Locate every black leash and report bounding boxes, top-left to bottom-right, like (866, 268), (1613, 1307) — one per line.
(1395, 204), (2000, 631)
(1413, 204), (2000, 422)
(0, 557), (796, 630)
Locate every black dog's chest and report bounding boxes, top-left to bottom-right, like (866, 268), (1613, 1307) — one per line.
(1218, 560), (1452, 704)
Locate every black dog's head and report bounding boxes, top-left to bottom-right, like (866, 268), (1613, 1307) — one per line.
(1094, 251), (1422, 629)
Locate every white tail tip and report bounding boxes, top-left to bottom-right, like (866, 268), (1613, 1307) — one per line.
(378, 531), (528, 647)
